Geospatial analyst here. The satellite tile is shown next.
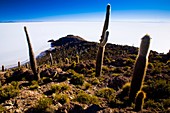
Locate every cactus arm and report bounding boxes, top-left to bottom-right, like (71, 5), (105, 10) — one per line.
(135, 91), (146, 112)
(100, 4), (110, 43)
(100, 30), (109, 47)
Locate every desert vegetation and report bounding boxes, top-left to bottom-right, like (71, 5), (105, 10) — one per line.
(0, 4), (170, 113)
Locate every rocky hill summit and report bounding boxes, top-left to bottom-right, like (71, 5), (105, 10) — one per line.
(48, 35), (87, 47)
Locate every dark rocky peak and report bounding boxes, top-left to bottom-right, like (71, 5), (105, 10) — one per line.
(49, 34), (87, 47)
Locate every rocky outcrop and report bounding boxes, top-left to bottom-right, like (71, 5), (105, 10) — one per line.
(49, 35), (87, 47)
(108, 75), (130, 91)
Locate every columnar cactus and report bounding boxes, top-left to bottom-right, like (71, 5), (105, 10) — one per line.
(95, 4), (110, 77)
(2, 65), (4, 72)
(25, 63), (29, 68)
(134, 91), (146, 112)
(76, 55), (80, 64)
(49, 53), (54, 65)
(24, 26), (40, 81)
(96, 31), (109, 77)
(18, 61), (21, 68)
(129, 34), (151, 104)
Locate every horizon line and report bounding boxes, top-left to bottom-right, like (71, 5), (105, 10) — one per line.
(1, 20), (170, 23)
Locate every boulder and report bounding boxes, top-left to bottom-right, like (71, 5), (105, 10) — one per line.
(108, 75), (130, 90)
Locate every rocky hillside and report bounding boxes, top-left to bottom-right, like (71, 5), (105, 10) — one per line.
(0, 35), (170, 113)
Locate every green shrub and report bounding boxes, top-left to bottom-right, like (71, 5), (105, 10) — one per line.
(82, 82), (91, 90)
(0, 84), (19, 102)
(148, 63), (154, 69)
(75, 92), (99, 104)
(29, 84), (40, 90)
(102, 65), (110, 72)
(51, 84), (61, 93)
(31, 80), (38, 85)
(109, 99), (124, 108)
(95, 87), (116, 100)
(90, 72), (96, 77)
(162, 99), (170, 109)
(35, 97), (53, 111)
(87, 68), (95, 74)
(11, 81), (19, 88)
(53, 94), (70, 104)
(70, 71), (84, 85)
(42, 77), (52, 83)
(29, 80), (40, 90)
(112, 67), (124, 73)
(117, 82), (130, 101)
(123, 66), (131, 71)
(71, 61), (76, 69)
(123, 58), (135, 66)
(90, 77), (100, 85)
(150, 67), (162, 75)
(51, 83), (70, 93)
(143, 79), (170, 100)
(166, 60), (170, 65)
(144, 99), (164, 111)
(0, 105), (6, 112)
(111, 73), (119, 77)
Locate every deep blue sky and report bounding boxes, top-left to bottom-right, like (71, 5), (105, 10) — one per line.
(0, 0), (170, 21)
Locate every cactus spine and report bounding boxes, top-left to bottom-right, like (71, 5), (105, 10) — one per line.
(2, 65), (4, 72)
(129, 34), (151, 104)
(95, 4), (110, 77)
(134, 91), (146, 112)
(24, 26), (40, 81)
(49, 53), (54, 65)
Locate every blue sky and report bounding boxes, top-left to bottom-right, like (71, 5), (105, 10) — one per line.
(1, 0), (170, 22)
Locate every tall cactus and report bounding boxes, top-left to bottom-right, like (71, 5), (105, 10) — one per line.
(129, 34), (151, 104)
(2, 65), (4, 72)
(24, 26), (40, 81)
(18, 61), (21, 68)
(134, 91), (146, 112)
(25, 63), (29, 68)
(49, 53), (54, 65)
(76, 55), (80, 64)
(95, 4), (110, 77)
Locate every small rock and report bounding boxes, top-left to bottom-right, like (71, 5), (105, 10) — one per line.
(85, 104), (103, 113)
